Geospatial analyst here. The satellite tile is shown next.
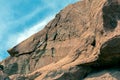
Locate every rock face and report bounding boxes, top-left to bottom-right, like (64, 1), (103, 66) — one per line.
(1, 0), (120, 80)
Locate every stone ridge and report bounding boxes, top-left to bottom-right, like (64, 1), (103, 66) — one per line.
(1, 0), (120, 80)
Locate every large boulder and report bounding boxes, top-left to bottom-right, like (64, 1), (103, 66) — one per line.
(1, 0), (120, 80)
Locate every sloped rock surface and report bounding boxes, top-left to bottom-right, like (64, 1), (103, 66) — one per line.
(84, 68), (120, 80)
(1, 0), (120, 80)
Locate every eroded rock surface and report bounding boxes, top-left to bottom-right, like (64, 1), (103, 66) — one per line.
(1, 0), (120, 80)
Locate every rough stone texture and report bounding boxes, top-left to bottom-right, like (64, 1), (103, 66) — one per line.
(1, 0), (120, 80)
(84, 68), (120, 80)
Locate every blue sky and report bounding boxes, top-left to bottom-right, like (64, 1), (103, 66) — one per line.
(0, 0), (79, 61)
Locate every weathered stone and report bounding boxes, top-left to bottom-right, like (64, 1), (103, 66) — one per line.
(1, 0), (120, 80)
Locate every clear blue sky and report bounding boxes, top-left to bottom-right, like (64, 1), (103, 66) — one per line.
(0, 0), (79, 61)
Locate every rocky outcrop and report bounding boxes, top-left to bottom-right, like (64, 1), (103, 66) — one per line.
(1, 0), (120, 80)
(84, 67), (120, 80)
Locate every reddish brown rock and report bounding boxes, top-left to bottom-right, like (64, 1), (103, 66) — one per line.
(1, 0), (120, 80)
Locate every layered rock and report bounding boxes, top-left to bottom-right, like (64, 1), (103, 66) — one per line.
(1, 0), (120, 80)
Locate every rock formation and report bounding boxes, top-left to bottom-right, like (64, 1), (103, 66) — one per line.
(0, 0), (120, 80)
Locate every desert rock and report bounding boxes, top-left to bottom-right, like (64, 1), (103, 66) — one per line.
(1, 0), (120, 80)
